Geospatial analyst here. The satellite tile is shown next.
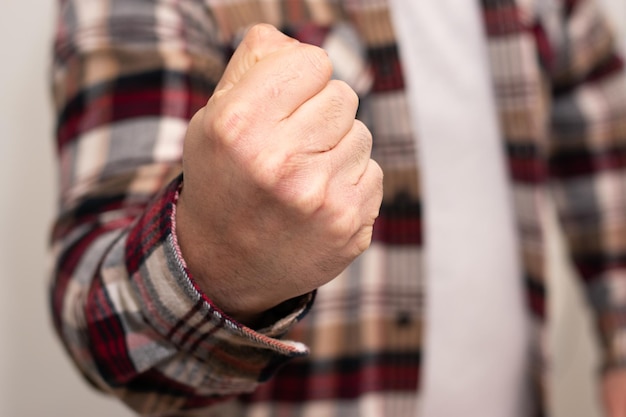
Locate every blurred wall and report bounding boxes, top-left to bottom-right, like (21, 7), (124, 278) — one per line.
(0, 1), (623, 416)
(0, 1), (134, 416)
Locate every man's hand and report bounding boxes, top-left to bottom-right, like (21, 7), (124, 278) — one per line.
(602, 369), (626, 417)
(176, 24), (383, 324)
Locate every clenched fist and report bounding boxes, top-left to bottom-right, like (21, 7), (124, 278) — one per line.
(176, 24), (383, 324)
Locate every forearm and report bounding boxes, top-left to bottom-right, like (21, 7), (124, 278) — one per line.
(50, 0), (311, 413)
(51, 175), (311, 414)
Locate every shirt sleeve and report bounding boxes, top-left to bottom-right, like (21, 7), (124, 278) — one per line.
(49, 0), (311, 414)
(546, 0), (626, 371)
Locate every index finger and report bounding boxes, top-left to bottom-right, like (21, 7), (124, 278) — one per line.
(214, 24), (300, 96)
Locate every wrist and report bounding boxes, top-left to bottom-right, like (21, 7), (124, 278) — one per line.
(173, 181), (277, 325)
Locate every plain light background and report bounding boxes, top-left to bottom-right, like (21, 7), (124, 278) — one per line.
(0, 1), (624, 416)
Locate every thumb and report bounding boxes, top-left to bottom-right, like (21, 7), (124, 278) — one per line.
(214, 24), (300, 96)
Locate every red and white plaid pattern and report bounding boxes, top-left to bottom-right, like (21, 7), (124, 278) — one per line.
(50, 0), (626, 415)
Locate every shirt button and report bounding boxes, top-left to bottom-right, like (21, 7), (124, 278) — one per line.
(396, 311), (412, 327)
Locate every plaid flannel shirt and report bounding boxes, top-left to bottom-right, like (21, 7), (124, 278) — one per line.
(50, 0), (626, 415)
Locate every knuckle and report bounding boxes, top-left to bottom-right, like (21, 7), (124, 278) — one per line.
(242, 24), (298, 59)
(371, 159), (384, 184)
(299, 44), (333, 83)
(210, 100), (251, 146)
(250, 149), (289, 189)
(354, 227), (374, 254)
(328, 207), (360, 243)
(255, 154), (327, 214)
(244, 23), (277, 47)
(355, 226), (373, 255)
(348, 121), (373, 166)
(290, 183), (326, 214)
(367, 161), (385, 204)
(353, 119), (372, 141)
(329, 79), (359, 110)
(355, 120), (373, 149)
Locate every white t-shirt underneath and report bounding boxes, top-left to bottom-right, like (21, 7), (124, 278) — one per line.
(388, 1), (531, 416)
